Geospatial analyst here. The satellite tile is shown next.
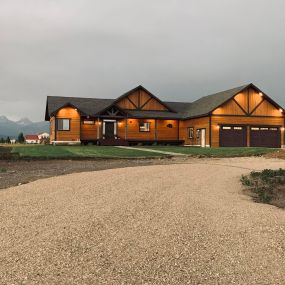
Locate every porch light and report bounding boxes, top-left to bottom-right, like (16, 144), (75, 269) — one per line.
(217, 125), (220, 129)
(280, 108), (283, 113)
(281, 127), (285, 131)
(259, 92), (263, 97)
(74, 108), (78, 111)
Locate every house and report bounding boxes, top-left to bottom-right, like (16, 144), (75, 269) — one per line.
(45, 83), (285, 148)
(38, 132), (50, 140)
(25, 134), (40, 144)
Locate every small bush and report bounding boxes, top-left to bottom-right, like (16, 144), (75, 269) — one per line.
(0, 168), (7, 173)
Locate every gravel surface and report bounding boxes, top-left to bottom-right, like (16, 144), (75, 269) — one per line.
(1, 157), (285, 284)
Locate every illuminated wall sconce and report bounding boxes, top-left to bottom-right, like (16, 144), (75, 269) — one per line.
(97, 121), (102, 125)
(281, 127), (285, 131)
(279, 108), (283, 113)
(217, 125), (220, 129)
(259, 92), (263, 97)
(118, 122), (123, 127)
(74, 108), (78, 111)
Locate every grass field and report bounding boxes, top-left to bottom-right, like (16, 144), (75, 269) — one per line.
(135, 146), (278, 157)
(10, 145), (166, 158)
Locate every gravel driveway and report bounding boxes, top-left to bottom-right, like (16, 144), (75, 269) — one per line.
(1, 157), (285, 284)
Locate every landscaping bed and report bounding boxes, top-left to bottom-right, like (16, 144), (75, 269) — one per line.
(241, 169), (285, 208)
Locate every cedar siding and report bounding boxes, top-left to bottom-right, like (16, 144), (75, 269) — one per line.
(45, 84), (285, 147)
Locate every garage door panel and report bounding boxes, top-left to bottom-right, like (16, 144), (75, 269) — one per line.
(220, 126), (247, 147)
(250, 127), (281, 148)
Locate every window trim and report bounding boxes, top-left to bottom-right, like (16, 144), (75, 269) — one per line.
(56, 118), (71, 131)
(139, 121), (151, 132)
(187, 127), (194, 139)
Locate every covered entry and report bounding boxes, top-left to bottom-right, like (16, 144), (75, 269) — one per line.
(250, 127), (281, 148)
(219, 126), (247, 147)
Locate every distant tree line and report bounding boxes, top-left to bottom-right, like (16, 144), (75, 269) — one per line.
(0, 133), (25, 144)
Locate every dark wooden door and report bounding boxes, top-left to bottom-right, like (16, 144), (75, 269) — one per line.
(220, 126), (247, 147)
(250, 127), (281, 148)
(105, 122), (115, 139)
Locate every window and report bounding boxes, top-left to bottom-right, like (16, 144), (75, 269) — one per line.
(234, 127), (243, 130)
(83, 120), (95, 125)
(196, 129), (201, 139)
(270, 128), (278, 131)
(260, 127), (269, 130)
(57, 119), (70, 131)
(167, 124), (173, 128)
(222, 126), (232, 130)
(251, 127), (260, 131)
(187, 127), (194, 139)
(139, 122), (150, 132)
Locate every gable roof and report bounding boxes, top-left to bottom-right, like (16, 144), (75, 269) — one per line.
(45, 96), (114, 120)
(45, 83), (284, 120)
(109, 85), (175, 112)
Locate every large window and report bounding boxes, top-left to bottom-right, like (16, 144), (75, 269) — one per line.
(57, 119), (70, 131)
(187, 127), (194, 139)
(139, 122), (150, 132)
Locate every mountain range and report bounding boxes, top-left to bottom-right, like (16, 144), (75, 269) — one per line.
(0, 116), (49, 138)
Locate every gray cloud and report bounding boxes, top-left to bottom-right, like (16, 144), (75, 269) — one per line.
(0, 0), (285, 121)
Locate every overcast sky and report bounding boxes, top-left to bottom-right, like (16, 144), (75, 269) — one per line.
(0, 0), (285, 121)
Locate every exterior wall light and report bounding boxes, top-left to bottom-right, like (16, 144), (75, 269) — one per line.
(217, 125), (220, 129)
(279, 109), (283, 113)
(259, 92), (263, 96)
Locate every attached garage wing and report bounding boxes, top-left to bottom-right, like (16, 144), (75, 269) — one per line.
(250, 127), (281, 148)
(219, 126), (247, 147)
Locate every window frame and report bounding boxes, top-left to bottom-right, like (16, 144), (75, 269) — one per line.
(56, 118), (70, 131)
(139, 121), (151, 132)
(83, 120), (95, 125)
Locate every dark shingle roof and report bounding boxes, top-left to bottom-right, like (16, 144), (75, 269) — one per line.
(182, 84), (250, 118)
(46, 83), (276, 120)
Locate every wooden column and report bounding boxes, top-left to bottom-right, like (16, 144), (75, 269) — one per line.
(154, 119), (158, 141)
(247, 125), (250, 147)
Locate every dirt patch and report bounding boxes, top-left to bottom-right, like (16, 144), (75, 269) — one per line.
(0, 157), (190, 190)
(265, 149), (285, 160)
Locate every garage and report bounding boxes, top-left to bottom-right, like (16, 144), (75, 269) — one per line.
(250, 127), (281, 148)
(220, 126), (247, 147)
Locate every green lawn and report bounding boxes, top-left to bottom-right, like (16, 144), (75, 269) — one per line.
(10, 145), (166, 158)
(2, 144), (279, 159)
(135, 146), (278, 157)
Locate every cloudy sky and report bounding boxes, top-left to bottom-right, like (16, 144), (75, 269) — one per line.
(0, 0), (285, 121)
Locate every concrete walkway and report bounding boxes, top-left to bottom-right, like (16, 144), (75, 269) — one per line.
(116, 146), (186, 156)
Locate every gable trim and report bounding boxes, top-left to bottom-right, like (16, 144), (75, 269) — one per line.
(232, 98), (248, 115)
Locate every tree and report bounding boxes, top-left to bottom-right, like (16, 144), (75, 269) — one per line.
(18, 132), (25, 144)
(0, 137), (4, 144)
(6, 137), (11, 144)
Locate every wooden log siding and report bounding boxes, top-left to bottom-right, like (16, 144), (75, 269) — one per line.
(81, 120), (97, 141)
(180, 117), (210, 146)
(50, 117), (56, 141)
(55, 107), (80, 141)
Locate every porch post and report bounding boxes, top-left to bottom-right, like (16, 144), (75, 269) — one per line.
(97, 118), (100, 140)
(125, 117), (128, 140)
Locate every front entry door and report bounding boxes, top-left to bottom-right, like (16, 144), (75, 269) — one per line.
(105, 122), (115, 139)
